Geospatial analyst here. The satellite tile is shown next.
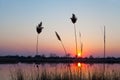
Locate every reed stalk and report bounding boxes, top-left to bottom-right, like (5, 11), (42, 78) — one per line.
(36, 22), (43, 55)
(55, 31), (67, 56)
(70, 14), (78, 57)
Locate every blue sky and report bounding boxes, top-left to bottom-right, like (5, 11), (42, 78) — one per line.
(0, 0), (120, 57)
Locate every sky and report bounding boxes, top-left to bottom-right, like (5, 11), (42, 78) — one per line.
(0, 0), (120, 57)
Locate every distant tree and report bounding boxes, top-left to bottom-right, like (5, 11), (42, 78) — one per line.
(49, 53), (57, 57)
(89, 55), (94, 59)
(41, 54), (45, 58)
(66, 53), (71, 57)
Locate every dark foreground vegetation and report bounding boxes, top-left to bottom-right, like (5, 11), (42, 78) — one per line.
(10, 66), (120, 80)
(0, 55), (120, 64)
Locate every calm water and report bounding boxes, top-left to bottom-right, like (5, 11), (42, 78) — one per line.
(0, 63), (120, 80)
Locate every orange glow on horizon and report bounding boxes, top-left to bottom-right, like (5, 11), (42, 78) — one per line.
(77, 51), (81, 57)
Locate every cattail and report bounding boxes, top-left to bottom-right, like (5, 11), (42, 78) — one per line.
(55, 31), (61, 41)
(55, 31), (67, 56)
(36, 22), (44, 55)
(70, 14), (78, 57)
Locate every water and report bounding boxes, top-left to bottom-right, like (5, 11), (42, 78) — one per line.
(0, 63), (120, 80)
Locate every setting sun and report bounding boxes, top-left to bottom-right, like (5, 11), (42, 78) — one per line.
(77, 51), (81, 57)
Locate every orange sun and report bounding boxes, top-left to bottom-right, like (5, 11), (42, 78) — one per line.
(77, 51), (81, 57)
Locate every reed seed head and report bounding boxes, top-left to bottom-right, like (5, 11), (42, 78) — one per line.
(70, 14), (77, 24)
(55, 31), (61, 41)
(36, 22), (44, 34)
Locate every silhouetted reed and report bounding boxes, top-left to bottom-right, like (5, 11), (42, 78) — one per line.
(36, 22), (43, 55)
(79, 32), (83, 57)
(55, 31), (67, 56)
(70, 14), (78, 57)
(10, 68), (24, 80)
(104, 26), (106, 59)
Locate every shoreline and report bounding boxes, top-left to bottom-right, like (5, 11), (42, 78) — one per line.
(0, 56), (120, 64)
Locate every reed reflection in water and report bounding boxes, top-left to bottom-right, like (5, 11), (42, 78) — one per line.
(0, 63), (120, 80)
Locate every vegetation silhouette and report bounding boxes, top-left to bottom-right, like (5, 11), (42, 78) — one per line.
(36, 22), (43, 55)
(70, 14), (78, 57)
(79, 31), (83, 58)
(0, 55), (120, 64)
(55, 31), (67, 56)
(104, 26), (106, 59)
(9, 63), (120, 80)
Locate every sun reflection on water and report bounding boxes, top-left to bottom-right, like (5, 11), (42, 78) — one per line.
(77, 62), (81, 68)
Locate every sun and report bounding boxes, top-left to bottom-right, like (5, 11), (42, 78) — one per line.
(77, 51), (81, 57)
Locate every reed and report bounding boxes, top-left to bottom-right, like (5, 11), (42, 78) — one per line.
(55, 31), (67, 56)
(104, 26), (106, 59)
(10, 68), (24, 80)
(70, 14), (78, 57)
(79, 31), (83, 57)
(36, 22), (43, 55)
(9, 64), (120, 80)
